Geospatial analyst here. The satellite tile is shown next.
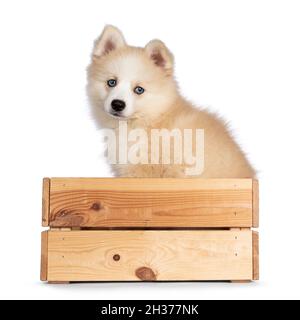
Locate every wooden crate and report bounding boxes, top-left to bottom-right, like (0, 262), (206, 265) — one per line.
(41, 178), (259, 282)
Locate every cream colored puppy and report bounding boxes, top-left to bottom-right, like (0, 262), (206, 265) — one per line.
(87, 25), (255, 178)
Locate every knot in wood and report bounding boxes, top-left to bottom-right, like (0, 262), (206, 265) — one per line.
(135, 267), (156, 281)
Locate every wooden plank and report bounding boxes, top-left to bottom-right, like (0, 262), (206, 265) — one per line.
(252, 180), (259, 228)
(47, 230), (253, 282)
(48, 178), (253, 228)
(50, 178), (253, 191)
(40, 231), (48, 281)
(42, 178), (50, 227)
(252, 231), (259, 280)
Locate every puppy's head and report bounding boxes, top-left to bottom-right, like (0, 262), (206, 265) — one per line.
(87, 25), (178, 126)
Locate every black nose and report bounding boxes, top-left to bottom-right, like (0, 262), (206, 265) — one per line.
(111, 99), (126, 112)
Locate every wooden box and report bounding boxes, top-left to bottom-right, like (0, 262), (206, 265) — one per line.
(41, 178), (259, 282)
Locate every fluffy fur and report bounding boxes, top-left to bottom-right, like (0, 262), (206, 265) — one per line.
(87, 25), (255, 178)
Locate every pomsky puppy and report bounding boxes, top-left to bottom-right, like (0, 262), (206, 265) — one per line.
(87, 25), (255, 178)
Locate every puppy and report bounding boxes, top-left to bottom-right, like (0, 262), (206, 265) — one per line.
(87, 25), (255, 178)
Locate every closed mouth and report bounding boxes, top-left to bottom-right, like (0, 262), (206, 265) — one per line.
(109, 111), (126, 118)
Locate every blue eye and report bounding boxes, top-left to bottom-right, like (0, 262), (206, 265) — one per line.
(134, 86), (145, 95)
(107, 79), (117, 87)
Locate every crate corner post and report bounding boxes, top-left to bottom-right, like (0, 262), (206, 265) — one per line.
(40, 231), (48, 282)
(42, 177), (50, 227)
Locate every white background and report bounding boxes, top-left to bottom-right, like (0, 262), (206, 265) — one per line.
(0, 0), (299, 300)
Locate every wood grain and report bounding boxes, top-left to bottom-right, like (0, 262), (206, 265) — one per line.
(48, 178), (254, 228)
(252, 180), (259, 228)
(42, 178), (50, 227)
(40, 231), (48, 281)
(252, 231), (259, 280)
(47, 230), (253, 282)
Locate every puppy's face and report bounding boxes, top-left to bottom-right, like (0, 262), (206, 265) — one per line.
(87, 26), (178, 123)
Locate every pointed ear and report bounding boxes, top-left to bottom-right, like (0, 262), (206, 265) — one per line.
(93, 25), (126, 58)
(145, 39), (174, 75)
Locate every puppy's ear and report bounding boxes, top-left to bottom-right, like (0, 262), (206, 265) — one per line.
(145, 39), (174, 75)
(93, 25), (126, 58)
